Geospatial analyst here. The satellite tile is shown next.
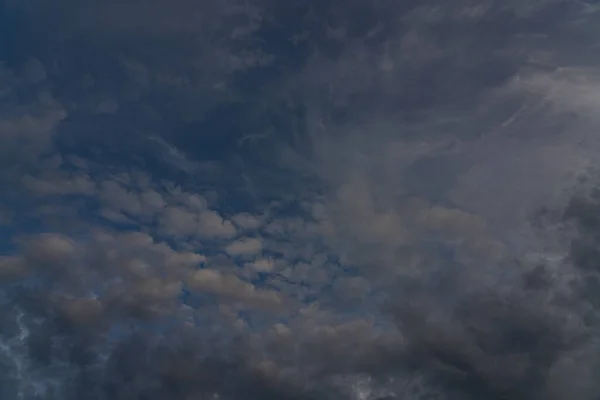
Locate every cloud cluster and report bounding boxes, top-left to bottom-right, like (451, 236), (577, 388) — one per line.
(4, 1), (600, 400)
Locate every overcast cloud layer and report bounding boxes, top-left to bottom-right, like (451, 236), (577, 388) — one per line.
(3, 1), (600, 399)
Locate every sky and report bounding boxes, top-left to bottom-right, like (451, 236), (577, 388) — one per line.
(3, 0), (600, 399)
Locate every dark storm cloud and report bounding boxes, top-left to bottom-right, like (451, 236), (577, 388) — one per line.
(0, 298), (328, 400)
(0, 232), (304, 400)
(1, 213), (599, 400)
(563, 187), (600, 312)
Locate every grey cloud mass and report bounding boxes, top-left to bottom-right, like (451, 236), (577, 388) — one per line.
(3, 1), (600, 399)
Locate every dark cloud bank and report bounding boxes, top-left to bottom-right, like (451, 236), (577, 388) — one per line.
(3, 1), (600, 399)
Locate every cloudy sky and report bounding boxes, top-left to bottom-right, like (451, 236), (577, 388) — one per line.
(3, 1), (600, 399)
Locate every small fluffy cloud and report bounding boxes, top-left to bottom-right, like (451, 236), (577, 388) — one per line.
(0, 255), (26, 279)
(158, 206), (237, 239)
(232, 212), (264, 230)
(2, 230), (207, 320)
(225, 237), (263, 257)
(22, 171), (96, 196)
(188, 268), (282, 309)
(245, 258), (274, 272)
(0, 64), (67, 183)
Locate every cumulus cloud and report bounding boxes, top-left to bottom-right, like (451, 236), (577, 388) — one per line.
(245, 258), (275, 273)
(188, 268), (282, 309)
(225, 237), (263, 257)
(232, 212), (264, 230)
(159, 205), (238, 240)
(0, 64), (67, 182)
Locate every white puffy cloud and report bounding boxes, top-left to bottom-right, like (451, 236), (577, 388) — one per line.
(159, 206), (199, 237)
(196, 209), (238, 239)
(245, 258), (274, 273)
(2, 229), (211, 318)
(0, 64), (67, 183)
(188, 268), (282, 309)
(225, 237), (263, 257)
(232, 212), (264, 230)
(0, 255), (26, 279)
(158, 205), (237, 240)
(22, 172), (96, 196)
(99, 180), (143, 216)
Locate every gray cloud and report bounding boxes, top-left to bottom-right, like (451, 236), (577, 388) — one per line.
(4, 1), (600, 400)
